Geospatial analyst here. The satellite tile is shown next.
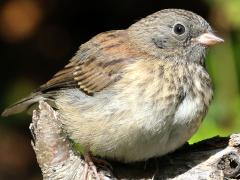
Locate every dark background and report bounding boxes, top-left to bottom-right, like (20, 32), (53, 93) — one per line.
(0, 0), (240, 179)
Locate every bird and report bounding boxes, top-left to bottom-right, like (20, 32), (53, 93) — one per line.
(2, 8), (223, 174)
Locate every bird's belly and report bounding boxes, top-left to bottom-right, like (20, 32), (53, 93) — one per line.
(93, 95), (206, 162)
(165, 95), (206, 155)
(56, 89), (208, 163)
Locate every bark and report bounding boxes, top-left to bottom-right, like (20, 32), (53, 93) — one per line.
(30, 101), (240, 180)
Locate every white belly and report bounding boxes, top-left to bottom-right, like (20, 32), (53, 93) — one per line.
(89, 94), (206, 162)
(165, 95), (205, 154)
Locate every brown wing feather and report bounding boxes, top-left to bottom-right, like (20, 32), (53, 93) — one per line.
(36, 30), (137, 95)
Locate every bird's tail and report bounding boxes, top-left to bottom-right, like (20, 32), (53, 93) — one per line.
(1, 93), (46, 117)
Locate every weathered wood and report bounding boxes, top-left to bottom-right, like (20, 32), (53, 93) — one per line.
(30, 101), (240, 179)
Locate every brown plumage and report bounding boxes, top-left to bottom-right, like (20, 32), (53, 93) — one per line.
(39, 30), (137, 94)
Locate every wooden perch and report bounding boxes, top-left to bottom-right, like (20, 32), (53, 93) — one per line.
(30, 101), (240, 179)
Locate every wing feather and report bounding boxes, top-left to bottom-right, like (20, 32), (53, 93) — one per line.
(36, 30), (137, 95)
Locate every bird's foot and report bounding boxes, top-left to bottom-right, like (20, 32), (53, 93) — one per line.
(83, 153), (103, 180)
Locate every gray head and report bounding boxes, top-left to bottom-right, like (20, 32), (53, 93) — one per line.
(128, 9), (223, 65)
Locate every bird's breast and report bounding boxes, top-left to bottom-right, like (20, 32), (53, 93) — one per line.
(166, 64), (213, 152)
(111, 61), (213, 159)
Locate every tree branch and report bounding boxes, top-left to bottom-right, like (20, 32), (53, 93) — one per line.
(30, 101), (240, 179)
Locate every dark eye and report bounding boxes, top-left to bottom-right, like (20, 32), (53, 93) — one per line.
(173, 23), (186, 35)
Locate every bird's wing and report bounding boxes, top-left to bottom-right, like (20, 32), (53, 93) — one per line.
(37, 30), (137, 95)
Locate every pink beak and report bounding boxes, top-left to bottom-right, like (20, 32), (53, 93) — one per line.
(195, 32), (224, 46)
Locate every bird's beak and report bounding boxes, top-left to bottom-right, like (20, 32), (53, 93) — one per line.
(194, 32), (224, 46)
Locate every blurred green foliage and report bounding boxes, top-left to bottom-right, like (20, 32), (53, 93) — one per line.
(190, 0), (240, 143)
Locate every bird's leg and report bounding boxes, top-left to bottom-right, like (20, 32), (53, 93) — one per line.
(83, 162), (89, 180)
(83, 152), (102, 180)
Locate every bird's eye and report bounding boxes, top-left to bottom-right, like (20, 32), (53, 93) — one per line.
(173, 23), (186, 35)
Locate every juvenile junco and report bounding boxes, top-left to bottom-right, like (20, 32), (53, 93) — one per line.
(3, 8), (223, 166)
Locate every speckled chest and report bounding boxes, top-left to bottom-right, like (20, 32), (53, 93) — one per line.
(167, 63), (213, 150)
(117, 59), (213, 141)
(119, 59), (213, 116)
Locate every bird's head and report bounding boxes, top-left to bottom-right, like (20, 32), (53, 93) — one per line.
(128, 9), (224, 65)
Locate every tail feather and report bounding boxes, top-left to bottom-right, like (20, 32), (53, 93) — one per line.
(1, 93), (45, 117)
